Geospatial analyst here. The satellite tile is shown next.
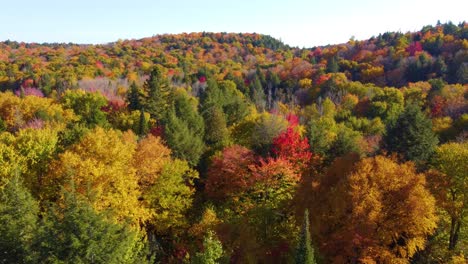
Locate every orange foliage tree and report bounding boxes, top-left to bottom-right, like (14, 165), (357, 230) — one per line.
(310, 155), (437, 263)
(204, 145), (256, 202)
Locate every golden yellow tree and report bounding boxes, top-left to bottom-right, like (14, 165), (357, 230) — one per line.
(133, 135), (171, 194)
(45, 127), (147, 224)
(0, 91), (75, 131)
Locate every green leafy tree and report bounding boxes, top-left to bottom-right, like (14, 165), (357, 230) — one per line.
(0, 177), (38, 264)
(201, 78), (224, 111)
(191, 230), (224, 264)
(145, 159), (198, 235)
(295, 209), (316, 264)
(383, 103), (438, 163)
(368, 87), (404, 127)
(329, 124), (363, 159)
(173, 88), (204, 138)
(218, 80), (251, 126)
(307, 116), (337, 159)
(0, 128), (59, 197)
(430, 142), (468, 251)
(61, 89), (109, 128)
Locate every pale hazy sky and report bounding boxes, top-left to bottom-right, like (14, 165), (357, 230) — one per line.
(0, 0), (466, 47)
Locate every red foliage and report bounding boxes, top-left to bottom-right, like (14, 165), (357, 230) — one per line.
(312, 48), (322, 58)
(285, 113), (299, 127)
(173, 244), (189, 261)
(406, 41), (423, 56)
(271, 127), (312, 172)
(204, 145), (256, 200)
(95, 61), (104, 69)
(101, 99), (126, 113)
(21, 78), (34, 88)
(315, 74), (331, 86)
(150, 125), (165, 138)
(431, 95), (445, 117)
(252, 157), (300, 186)
(167, 68), (175, 76)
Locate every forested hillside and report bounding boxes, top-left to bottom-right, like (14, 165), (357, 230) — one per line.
(0, 21), (466, 263)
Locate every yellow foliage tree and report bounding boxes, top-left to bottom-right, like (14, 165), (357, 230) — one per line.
(429, 142), (468, 251)
(0, 128), (59, 197)
(133, 135), (171, 194)
(0, 91), (75, 131)
(45, 127), (147, 224)
(144, 159), (198, 235)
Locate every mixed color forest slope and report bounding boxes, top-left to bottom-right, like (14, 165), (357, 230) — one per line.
(0, 22), (467, 263)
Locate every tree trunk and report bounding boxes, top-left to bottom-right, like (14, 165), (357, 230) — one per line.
(448, 217), (461, 250)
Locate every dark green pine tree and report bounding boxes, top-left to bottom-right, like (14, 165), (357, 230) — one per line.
(144, 66), (173, 121)
(383, 103), (438, 164)
(295, 209), (316, 264)
(0, 177), (39, 264)
(326, 56), (339, 73)
(163, 109), (205, 166)
(35, 189), (150, 264)
(127, 81), (142, 111)
(203, 106), (229, 149)
(138, 108), (149, 136)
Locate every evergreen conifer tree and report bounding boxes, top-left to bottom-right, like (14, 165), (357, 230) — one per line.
(326, 56), (339, 73)
(0, 177), (38, 264)
(144, 67), (172, 121)
(127, 81), (142, 111)
(191, 230), (224, 264)
(138, 108), (149, 136)
(35, 188), (150, 264)
(295, 209), (316, 264)
(163, 109), (205, 166)
(203, 106), (229, 148)
(384, 103), (438, 163)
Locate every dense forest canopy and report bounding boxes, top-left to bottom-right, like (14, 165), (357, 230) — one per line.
(0, 22), (467, 263)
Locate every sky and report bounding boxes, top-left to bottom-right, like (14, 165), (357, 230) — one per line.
(0, 0), (466, 48)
